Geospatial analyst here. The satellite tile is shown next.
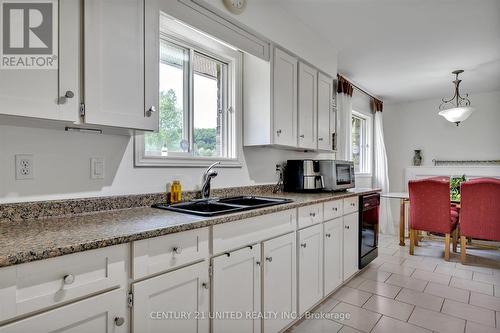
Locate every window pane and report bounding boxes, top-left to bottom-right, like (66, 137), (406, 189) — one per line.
(352, 116), (362, 173)
(193, 52), (226, 157)
(145, 40), (188, 156)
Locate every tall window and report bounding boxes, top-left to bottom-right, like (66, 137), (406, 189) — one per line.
(136, 14), (240, 167)
(351, 111), (372, 174)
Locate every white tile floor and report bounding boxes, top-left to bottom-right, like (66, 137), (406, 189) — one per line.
(288, 234), (500, 333)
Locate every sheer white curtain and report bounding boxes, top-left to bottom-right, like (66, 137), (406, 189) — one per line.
(373, 109), (395, 234)
(336, 92), (352, 161)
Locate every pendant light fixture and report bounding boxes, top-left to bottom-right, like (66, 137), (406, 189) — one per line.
(438, 70), (475, 126)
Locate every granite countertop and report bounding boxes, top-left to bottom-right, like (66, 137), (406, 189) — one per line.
(0, 188), (379, 268)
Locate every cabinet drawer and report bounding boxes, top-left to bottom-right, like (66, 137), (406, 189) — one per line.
(212, 209), (296, 255)
(0, 244), (127, 323)
(297, 203), (323, 229)
(343, 196), (359, 215)
(323, 200), (343, 221)
(0, 289), (127, 333)
(132, 228), (209, 280)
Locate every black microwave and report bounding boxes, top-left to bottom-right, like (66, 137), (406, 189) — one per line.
(319, 160), (355, 191)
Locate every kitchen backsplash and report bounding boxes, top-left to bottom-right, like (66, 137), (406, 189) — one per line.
(0, 184), (277, 222)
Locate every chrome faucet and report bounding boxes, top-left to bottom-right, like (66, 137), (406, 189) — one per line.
(201, 161), (220, 200)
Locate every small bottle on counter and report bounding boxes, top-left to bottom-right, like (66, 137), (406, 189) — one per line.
(170, 180), (182, 204)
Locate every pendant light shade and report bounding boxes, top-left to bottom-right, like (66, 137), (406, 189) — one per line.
(438, 106), (475, 124)
(439, 70), (474, 126)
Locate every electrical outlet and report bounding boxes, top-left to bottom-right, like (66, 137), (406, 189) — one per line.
(90, 157), (105, 179)
(15, 154), (34, 180)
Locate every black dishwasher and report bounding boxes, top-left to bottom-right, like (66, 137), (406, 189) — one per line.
(359, 193), (380, 268)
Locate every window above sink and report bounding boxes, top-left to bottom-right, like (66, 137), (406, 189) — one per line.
(135, 13), (243, 168)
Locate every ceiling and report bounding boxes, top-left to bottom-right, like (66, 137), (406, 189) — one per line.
(273, 0), (500, 103)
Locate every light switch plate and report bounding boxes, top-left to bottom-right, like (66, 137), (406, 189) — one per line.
(90, 157), (105, 179)
(15, 154), (34, 180)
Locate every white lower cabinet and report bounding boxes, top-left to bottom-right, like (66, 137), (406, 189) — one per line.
(262, 233), (297, 333)
(212, 245), (261, 333)
(0, 289), (127, 333)
(298, 224), (323, 315)
(131, 261), (209, 333)
(0, 197), (365, 333)
(323, 218), (343, 295)
(343, 213), (360, 280)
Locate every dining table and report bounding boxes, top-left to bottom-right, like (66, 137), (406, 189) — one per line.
(381, 192), (410, 246)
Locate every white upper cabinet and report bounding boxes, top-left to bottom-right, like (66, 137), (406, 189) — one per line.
(317, 73), (334, 150)
(83, 0), (157, 131)
(273, 47), (298, 147)
(298, 62), (318, 149)
(243, 46), (335, 152)
(0, 0), (79, 123)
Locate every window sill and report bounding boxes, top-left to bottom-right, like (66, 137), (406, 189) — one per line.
(135, 155), (243, 168)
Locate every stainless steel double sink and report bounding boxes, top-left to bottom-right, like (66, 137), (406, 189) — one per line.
(152, 196), (292, 216)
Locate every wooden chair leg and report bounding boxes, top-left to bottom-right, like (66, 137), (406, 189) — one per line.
(444, 233), (451, 261)
(460, 236), (467, 264)
(452, 228), (458, 253)
(409, 228), (415, 255)
(414, 230), (419, 247)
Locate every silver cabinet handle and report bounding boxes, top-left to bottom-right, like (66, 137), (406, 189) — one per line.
(318, 137), (323, 141)
(300, 243), (307, 248)
(333, 207), (338, 211)
(146, 106), (156, 117)
(276, 129), (282, 135)
(299, 134), (305, 138)
(256, 260), (261, 266)
(310, 212), (316, 217)
(325, 233), (331, 238)
(63, 274), (75, 285)
(114, 317), (125, 326)
(172, 246), (182, 254)
(201, 282), (209, 289)
(345, 225), (350, 229)
(58, 90), (75, 104)
(265, 256), (273, 262)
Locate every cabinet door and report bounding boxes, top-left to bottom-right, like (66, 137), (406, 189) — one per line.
(273, 47), (297, 147)
(298, 224), (323, 315)
(0, 289), (127, 333)
(0, 0), (78, 122)
(84, 0), (156, 131)
(298, 62), (317, 149)
(262, 233), (296, 333)
(132, 261), (209, 333)
(317, 73), (333, 150)
(324, 218), (343, 295)
(343, 213), (359, 280)
(212, 245), (261, 333)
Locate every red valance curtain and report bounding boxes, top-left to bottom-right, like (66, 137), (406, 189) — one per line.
(372, 98), (383, 113)
(337, 75), (354, 97)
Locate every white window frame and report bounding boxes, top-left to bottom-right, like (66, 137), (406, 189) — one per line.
(135, 14), (243, 168)
(351, 110), (372, 175)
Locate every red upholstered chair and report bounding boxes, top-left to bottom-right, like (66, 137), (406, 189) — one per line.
(459, 177), (500, 264)
(408, 177), (459, 261)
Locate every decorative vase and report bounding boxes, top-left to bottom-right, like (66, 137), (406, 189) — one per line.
(413, 150), (422, 166)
